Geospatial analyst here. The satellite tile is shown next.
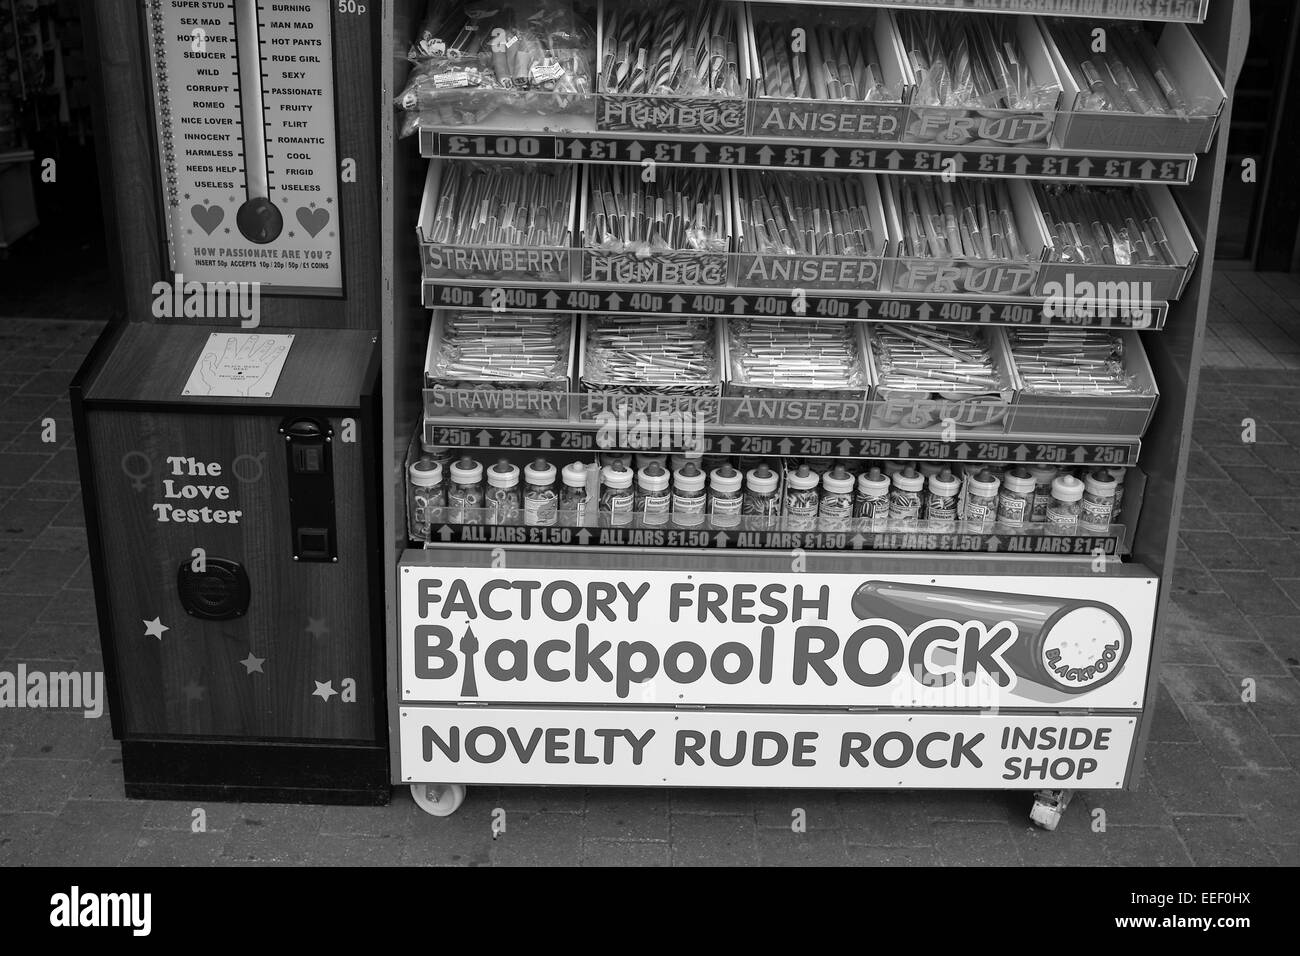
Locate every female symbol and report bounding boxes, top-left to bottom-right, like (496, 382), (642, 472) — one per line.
(232, 452), (265, 484)
(120, 451), (153, 491)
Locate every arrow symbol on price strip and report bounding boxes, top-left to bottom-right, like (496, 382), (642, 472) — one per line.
(886, 151), (903, 170)
(987, 535), (1002, 553)
(756, 145), (774, 166)
(693, 144), (710, 164)
(626, 141), (644, 161)
(576, 528), (591, 545)
(607, 292), (623, 310)
(1073, 446), (1088, 463)
(916, 302), (933, 322)
(778, 438), (794, 455)
(1076, 157), (1094, 178)
(1014, 156), (1031, 176)
(539, 432), (553, 449)
(714, 531), (730, 548)
(1139, 160), (1157, 179)
(438, 525), (453, 543)
(897, 440), (913, 458)
(668, 294), (685, 313)
(567, 139), (586, 159)
(979, 305), (995, 322)
(731, 296), (748, 314)
(856, 300), (871, 318)
(821, 147), (840, 167)
(1014, 444), (1030, 461)
(477, 430), (492, 446)
(851, 533), (866, 551)
(955, 442), (971, 458)
(718, 436), (734, 454)
(949, 153), (968, 173)
(544, 290), (560, 309)
(838, 440), (853, 456)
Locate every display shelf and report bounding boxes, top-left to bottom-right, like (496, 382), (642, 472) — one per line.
(740, 0), (1209, 23)
(380, 0), (1250, 807)
(422, 420), (1140, 467)
(421, 129), (1197, 185)
(421, 520), (1123, 555)
(423, 281), (1169, 329)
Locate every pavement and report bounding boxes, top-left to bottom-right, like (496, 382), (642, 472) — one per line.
(1, 304), (1299, 866)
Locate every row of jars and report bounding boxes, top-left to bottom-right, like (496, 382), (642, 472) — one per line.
(408, 448), (1126, 540)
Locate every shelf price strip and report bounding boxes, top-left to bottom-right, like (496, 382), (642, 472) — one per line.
(424, 282), (1167, 329)
(424, 424), (1137, 467)
(428, 522), (1122, 555)
(782, 0), (1207, 23)
(430, 132), (1193, 185)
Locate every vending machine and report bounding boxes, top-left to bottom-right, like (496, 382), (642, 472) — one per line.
(72, 0), (388, 804)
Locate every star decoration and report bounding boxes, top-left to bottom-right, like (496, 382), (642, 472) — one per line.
(305, 617), (329, 639)
(143, 617), (169, 640)
(183, 681), (205, 702)
(312, 680), (337, 702)
(240, 653), (265, 674)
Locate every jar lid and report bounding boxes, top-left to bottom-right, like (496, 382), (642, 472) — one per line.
(450, 458), (483, 484)
(524, 459), (556, 485)
(1052, 474), (1085, 502)
(638, 463), (670, 492)
(968, 469), (1001, 494)
(857, 467), (890, 496)
(1002, 467), (1036, 493)
(409, 459), (442, 487)
(1029, 464), (1059, 482)
(602, 463), (633, 489)
(635, 453), (667, 469)
(892, 468), (925, 492)
(746, 466), (779, 494)
(674, 463), (706, 492)
(929, 470), (960, 494)
(787, 465), (820, 491)
(823, 467), (854, 494)
(561, 462), (589, 487)
(710, 465), (742, 493)
(488, 459), (520, 488)
(1085, 469), (1118, 495)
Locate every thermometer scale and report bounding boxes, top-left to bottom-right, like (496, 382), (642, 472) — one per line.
(233, 0), (283, 244)
(144, 0), (343, 294)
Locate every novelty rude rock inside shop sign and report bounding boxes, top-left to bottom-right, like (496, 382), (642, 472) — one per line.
(399, 570), (1157, 711)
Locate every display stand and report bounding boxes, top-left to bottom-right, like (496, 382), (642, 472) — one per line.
(383, 0), (1248, 823)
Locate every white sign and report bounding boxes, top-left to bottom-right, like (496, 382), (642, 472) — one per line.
(399, 708), (1137, 789)
(183, 333), (293, 398)
(400, 569), (1156, 710)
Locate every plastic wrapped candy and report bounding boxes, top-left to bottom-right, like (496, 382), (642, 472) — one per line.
(397, 0), (596, 134)
(897, 12), (1059, 112)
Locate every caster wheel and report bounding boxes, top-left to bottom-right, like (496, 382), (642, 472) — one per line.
(1029, 800), (1062, 831)
(1030, 789), (1073, 831)
(412, 782), (467, 817)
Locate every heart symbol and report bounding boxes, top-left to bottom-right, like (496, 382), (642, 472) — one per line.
(296, 206), (330, 237)
(191, 204), (224, 234)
